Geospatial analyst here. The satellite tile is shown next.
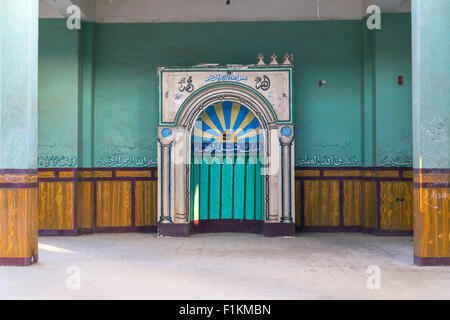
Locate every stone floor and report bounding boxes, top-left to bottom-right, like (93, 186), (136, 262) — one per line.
(0, 233), (449, 300)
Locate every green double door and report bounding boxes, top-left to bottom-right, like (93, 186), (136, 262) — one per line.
(190, 155), (264, 221)
(190, 101), (264, 222)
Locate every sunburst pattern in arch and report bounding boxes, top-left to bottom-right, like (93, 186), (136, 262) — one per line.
(192, 101), (263, 154)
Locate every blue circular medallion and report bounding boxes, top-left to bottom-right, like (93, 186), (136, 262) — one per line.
(281, 126), (292, 137)
(161, 128), (172, 138)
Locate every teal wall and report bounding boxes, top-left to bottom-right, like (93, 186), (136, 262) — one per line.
(38, 19), (80, 167)
(37, 14), (413, 168)
(374, 14), (413, 167)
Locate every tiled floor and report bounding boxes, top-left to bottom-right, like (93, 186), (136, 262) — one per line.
(0, 233), (449, 299)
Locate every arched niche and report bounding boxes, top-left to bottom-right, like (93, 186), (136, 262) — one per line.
(157, 67), (295, 237)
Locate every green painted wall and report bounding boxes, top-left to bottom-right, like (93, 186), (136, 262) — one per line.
(37, 14), (413, 168)
(94, 20), (362, 167)
(38, 19), (80, 168)
(374, 13), (413, 167)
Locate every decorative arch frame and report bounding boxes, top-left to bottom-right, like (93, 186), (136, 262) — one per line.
(157, 67), (295, 237)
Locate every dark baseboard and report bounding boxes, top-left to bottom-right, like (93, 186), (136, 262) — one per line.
(0, 255), (38, 266)
(39, 230), (78, 236)
(297, 226), (361, 233)
(158, 222), (190, 237)
(264, 222), (296, 237)
(190, 219), (264, 235)
(414, 256), (450, 266)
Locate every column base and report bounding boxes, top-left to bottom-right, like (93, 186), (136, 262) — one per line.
(158, 223), (190, 237)
(0, 255), (38, 266)
(263, 223), (295, 237)
(414, 256), (450, 266)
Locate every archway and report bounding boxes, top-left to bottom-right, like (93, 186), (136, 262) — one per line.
(157, 67), (295, 237)
(190, 101), (265, 232)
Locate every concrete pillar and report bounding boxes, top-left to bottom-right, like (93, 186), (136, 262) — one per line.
(0, 0), (39, 265)
(412, 0), (450, 266)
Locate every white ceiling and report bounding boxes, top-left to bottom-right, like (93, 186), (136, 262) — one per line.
(39, 0), (411, 22)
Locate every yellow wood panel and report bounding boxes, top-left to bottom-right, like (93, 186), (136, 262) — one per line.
(414, 172), (450, 183)
(377, 171), (399, 178)
(295, 170), (320, 177)
(0, 187), (38, 258)
(361, 170), (377, 177)
(96, 181), (132, 227)
(323, 170), (360, 177)
(38, 182), (74, 230)
(380, 181), (413, 230)
(343, 180), (361, 226)
(135, 181), (158, 226)
(78, 171), (112, 178)
(38, 171), (56, 178)
(77, 181), (94, 229)
(414, 187), (449, 258)
(294, 180), (301, 226)
(402, 170), (413, 178)
(304, 180), (340, 226)
(361, 181), (377, 229)
(116, 170), (152, 178)
(0, 173), (37, 183)
(59, 171), (75, 178)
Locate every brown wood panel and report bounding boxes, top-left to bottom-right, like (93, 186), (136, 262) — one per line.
(59, 171), (75, 178)
(78, 171), (112, 178)
(323, 170), (360, 177)
(304, 180), (340, 226)
(361, 181), (377, 229)
(38, 182), (74, 230)
(38, 171), (56, 179)
(380, 181), (413, 230)
(116, 170), (152, 178)
(402, 170), (413, 178)
(77, 181), (94, 229)
(0, 187), (38, 258)
(96, 181), (132, 227)
(294, 179), (301, 226)
(135, 181), (158, 226)
(295, 170), (320, 177)
(377, 171), (399, 178)
(414, 187), (450, 258)
(343, 180), (361, 226)
(0, 173), (37, 184)
(414, 172), (450, 183)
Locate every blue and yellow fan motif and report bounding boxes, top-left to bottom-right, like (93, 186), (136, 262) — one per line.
(192, 101), (263, 154)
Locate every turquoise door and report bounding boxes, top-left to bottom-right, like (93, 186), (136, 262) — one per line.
(190, 101), (264, 222)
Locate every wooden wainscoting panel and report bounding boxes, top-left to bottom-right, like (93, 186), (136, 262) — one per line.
(361, 181), (377, 229)
(96, 181), (132, 227)
(414, 187), (450, 258)
(135, 180), (158, 227)
(380, 181), (413, 230)
(295, 179), (302, 226)
(304, 180), (340, 226)
(77, 181), (94, 230)
(343, 180), (361, 226)
(38, 182), (74, 230)
(0, 188), (38, 259)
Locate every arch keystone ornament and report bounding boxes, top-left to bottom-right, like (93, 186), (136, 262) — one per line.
(157, 63), (295, 237)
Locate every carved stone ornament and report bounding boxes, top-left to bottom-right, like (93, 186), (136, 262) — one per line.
(281, 53), (294, 67)
(268, 53), (279, 67)
(256, 53), (266, 66)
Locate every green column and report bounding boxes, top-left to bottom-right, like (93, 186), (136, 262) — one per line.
(412, 0), (450, 266)
(0, 0), (38, 168)
(0, 0), (39, 266)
